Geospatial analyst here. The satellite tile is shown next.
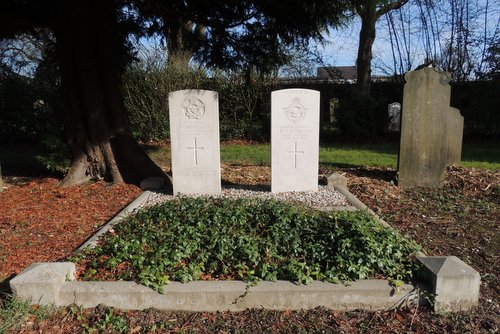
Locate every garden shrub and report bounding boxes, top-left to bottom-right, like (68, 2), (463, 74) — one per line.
(451, 81), (500, 138)
(0, 74), (63, 145)
(210, 72), (270, 141)
(123, 65), (208, 142)
(0, 73), (69, 174)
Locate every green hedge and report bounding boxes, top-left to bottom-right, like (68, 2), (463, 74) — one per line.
(1, 69), (497, 145)
(0, 75), (63, 145)
(123, 67), (270, 142)
(451, 81), (500, 138)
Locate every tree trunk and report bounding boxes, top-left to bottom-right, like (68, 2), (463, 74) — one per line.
(166, 19), (204, 68)
(167, 21), (193, 68)
(356, 7), (377, 96)
(54, 0), (167, 186)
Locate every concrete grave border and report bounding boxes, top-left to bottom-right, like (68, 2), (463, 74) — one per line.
(10, 262), (423, 311)
(11, 175), (480, 312)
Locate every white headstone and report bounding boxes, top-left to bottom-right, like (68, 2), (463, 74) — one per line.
(168, 89), (221, 195)
(271, 89), (320, 193)
(388, 102), (401, 132)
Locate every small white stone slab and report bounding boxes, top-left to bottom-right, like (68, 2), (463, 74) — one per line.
(271, 89), (320, 193)
(388, 102), (401, 132)
(169, 90), (221, 195)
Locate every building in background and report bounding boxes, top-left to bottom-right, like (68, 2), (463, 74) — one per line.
(316, 66), (391, 83)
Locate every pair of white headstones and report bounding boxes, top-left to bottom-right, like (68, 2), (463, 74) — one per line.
(168, 88), (320, 195)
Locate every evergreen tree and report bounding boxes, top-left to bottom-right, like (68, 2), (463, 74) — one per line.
(0, 0), (348, 186)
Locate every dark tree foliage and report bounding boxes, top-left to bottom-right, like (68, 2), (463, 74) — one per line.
(135, 0), (348, 72)
(0, 0), (348, 186)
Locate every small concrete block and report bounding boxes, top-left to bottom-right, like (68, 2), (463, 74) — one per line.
(140, 177), (165, 191)
(418, 256), (480, 312)
(10, 262), (75, 305)
(327, 173), (348, 188)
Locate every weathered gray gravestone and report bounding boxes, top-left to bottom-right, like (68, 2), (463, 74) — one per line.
(388, 102), (401, 132)
(398, 68), (464, 188)
(271, 89), (320, 193)
(445, 107), (464, 164)
(168, 90), (221, 195)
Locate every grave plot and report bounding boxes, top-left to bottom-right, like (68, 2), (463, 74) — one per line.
(14, 196), (424, 311)
(72, 197), (422, 288)
(6, 170), (479, 311)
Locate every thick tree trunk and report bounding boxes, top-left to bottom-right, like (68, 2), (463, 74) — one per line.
(166, 19), (204, 68)
(356, 8), (377, 96)
(355, 1), (408, 95)
(54, 0), (167, 186)
(167, 21), (194, 68)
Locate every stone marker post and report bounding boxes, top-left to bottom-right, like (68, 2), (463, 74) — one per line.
(271, 89), (320, 193)
(398, 68), (464, 188)
(168, 90), (221, 195)
(388, 102), (401, 132)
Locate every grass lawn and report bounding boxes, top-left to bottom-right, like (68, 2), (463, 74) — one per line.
(145, 141), (500, 170)
(1, 141), (498, 178)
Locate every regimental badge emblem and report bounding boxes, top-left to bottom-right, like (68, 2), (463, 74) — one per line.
(182, 98), (205, 120)
(284, 97), (306, 123)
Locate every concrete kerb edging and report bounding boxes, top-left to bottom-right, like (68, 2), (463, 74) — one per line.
(333, 185), (392, 229)
(10, 177), (480, 312)
(11, 262), (425, 311)
(76, 191), (154, 252)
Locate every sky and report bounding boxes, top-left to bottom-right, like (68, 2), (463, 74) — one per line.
(317, 17), (400, 76)
(319, 0), (500, 77)
(124, 0), (500, 79)
(7, 0), (495, 78)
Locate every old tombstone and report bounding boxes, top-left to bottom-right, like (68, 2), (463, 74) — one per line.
(446, 107), (464, 164)
(168, 89), (221, 195)
(271, 88), (320, 193)
(398, 68), (464, 188)
(388, 102), (401, 132)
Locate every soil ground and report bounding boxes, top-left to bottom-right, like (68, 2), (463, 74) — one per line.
(0, 164), (498, 333)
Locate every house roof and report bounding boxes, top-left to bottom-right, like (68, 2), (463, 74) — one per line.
(317, 66), (357, 80)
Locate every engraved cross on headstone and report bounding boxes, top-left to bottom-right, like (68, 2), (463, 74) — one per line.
(287, 141), (304, 169)
(187, 138), (204, 166)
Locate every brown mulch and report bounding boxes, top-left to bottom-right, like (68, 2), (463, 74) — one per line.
(1, 165), (499, 333)
(0, 177), (141, 279)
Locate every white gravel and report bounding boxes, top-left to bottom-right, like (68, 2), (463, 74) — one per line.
(138, 185), (350, 211)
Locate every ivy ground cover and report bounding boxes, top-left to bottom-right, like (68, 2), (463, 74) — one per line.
(73, 197), (421, 292)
